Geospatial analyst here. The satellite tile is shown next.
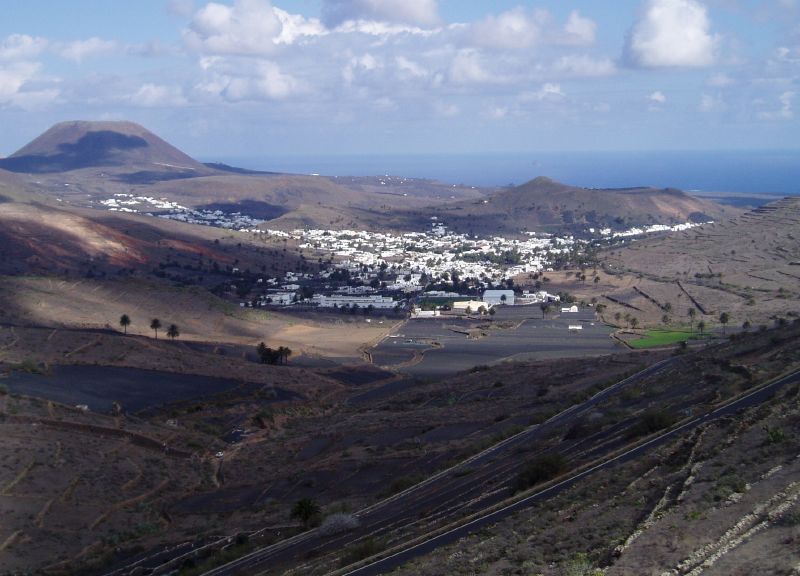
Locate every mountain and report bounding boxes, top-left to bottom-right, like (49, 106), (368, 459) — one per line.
(427, 176), (739, 235)
(0, 120), (209, 176)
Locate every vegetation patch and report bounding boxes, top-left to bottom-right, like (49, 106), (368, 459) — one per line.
(628, 330), (704, 349)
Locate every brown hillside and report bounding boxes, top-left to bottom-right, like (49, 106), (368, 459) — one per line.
(0, 120), (209, 175)
(434, 176), (738, 235)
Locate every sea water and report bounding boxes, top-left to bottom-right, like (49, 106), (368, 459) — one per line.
(203, 150), (800, 196)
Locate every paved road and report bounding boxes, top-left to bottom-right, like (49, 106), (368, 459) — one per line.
(342, 368), (800, 576)
(197, 358), (676, 576)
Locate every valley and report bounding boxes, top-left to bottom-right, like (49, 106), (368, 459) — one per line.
(0, 121), (798, 576)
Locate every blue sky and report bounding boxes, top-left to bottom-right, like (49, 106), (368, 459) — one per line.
(0, 0), (798, 159)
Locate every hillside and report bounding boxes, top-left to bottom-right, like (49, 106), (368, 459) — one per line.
(601, 196), (800, 325)
(0, 120), (208, 175)
(428, 176), (738, 235)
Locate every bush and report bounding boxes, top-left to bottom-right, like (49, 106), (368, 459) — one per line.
(340, 538), (384, 567)
(626, 409), (675, 439)
(319, 513), (360, 536)
(512, 452), (567, 493)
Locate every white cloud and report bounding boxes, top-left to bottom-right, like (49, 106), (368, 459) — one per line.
(59, 37), (116, 62)
(522, 82), (565, 102)
(129, 83), (187, 107)
(395, 56), (427, 79)
(0, 61), (40, 101)
(274, 8), (327, 45)
(552, 55), (616, 77)
(0, 61), (59, 109)
(759, 91), (794, 120)
(332, 20), (439, 37)
(373, 96), (398, 112)
(202, 60), (303, 100)
(488, 106), (508, 119)
(649, 91), (667, 103)
(449, 49), (491, 84)
(434, 101), (459, 117)
(562, 10), (597, 46)
(699, 93), (722, 111)
(471, 7), (545, 50)
(185, 0), (282, 55)
(0, 34), (48, 61)
(707, 72), (733, 86)
(321, 0), (440, 28)
(624, 0), (717, 68)
(342, 53), (382, 84)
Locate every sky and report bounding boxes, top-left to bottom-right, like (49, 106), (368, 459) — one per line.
(0, 0), (798, 159)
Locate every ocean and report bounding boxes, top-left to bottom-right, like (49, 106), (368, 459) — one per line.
(203, 150), (800, 197)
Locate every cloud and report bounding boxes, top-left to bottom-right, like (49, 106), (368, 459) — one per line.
(197, 59), (303, 100)
(273, 8), (326, 45)
(321, 0), (440, 28)
(449, 49), (491, 84)
(759, 91), (794, 120)
(167, 0), (195, 18)
(521, 82), (565, 102)
(552, 55), (616, 77)
(129, 83), (187, 107)
(624, 0), (717, 68)
(699, 92), (723, 111)
(0, 61), (59, 109)
(185, 0), (282, 55)
(707, 72), (733, 86)
(471, 7), (545, 50)
(488, 106), (508, 119)
(342, 53), (382, 85)
(649, 90), (667, 103)
(395, 56), (427, 79)
(0, 34), (48, 61)
(58, 37), (116, 62)
(561, 10), (597, 46)
(434, 101), (459, 117)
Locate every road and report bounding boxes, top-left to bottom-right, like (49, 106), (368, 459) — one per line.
(198, 358), (676, 576)
(197, 366), (799, 576)
(342, 368), (800, 576)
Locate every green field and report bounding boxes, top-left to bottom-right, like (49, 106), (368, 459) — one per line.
(629, 329), (704, 349)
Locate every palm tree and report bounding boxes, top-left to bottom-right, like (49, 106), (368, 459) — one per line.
(719, 312), (730, 334)
(688, 307), (697, 331)
(119, 314), (131, 334)
(277, 346), (292, 365)
(167, 324), (180, 340)
(150, 318), (162, 339)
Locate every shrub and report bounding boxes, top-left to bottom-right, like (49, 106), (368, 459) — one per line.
(626, 409), (675, 439)
(319, 513), (360, 536)
(512, 452), (567, 493)
(340, 538), (384, 567)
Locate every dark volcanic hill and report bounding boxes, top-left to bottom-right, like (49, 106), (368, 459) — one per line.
(0, 120), (209, 176)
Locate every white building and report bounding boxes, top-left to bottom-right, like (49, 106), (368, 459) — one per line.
(561, 305), (579, 313)
(453, 300), (491, 313)
(268, 292), (296, 305)
(311, 294), (397, 309)
(483, 290), (515, 306)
